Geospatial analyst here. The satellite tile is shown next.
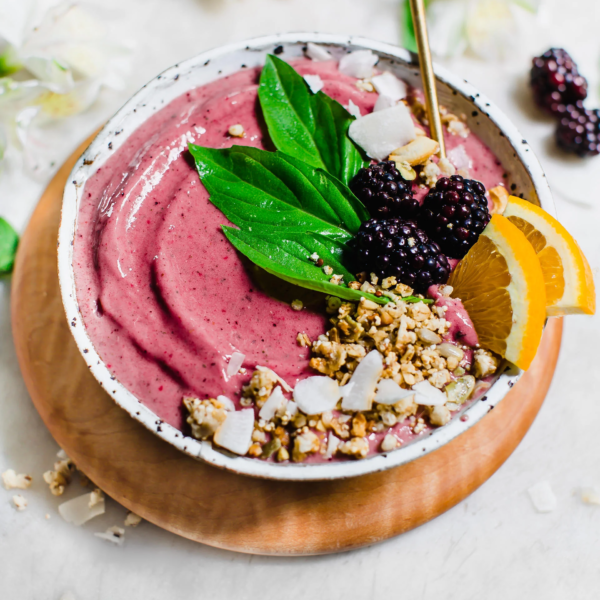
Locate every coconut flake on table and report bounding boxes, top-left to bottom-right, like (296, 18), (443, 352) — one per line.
(412, 380), (447, 406)
(303, 74), (324, 94)
(447, 144), (473, 171)
(341, 350), (384, 411)
(374, 378), (415, 405)
(259, 386), (287, 421)
(371, 72), (407, 101)
(338, 49), (378, 78)
(226, 352), (245, 377)
(256, 366), (293, 392)
(58, 491), (106, 526)
(349, 103), (416, 161)
(527, 481), (557, 513)
(581, 486), (600, 505)
(94, 526), (125, 546)
(213, 408), (254, 455)
(216, 395), (236, 411)
(345, 99), (362, 118)
(306, 42), (333, 62)
(293, 376), (341, 415)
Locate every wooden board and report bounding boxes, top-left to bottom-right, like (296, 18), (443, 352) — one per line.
(11, 137), (563, 556)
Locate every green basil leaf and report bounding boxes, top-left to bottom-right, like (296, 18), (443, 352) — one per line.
(188, 144), (368, 236)
(222, 227), (388, 304)
(0, 217), (18, 273)
(258, 54), (368, 184)
(401, 0), (431, 53)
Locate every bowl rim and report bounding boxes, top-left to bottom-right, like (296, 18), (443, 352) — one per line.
(58, 32), (553, 481)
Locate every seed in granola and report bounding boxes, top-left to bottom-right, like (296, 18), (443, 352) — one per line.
(291, 299), (304, 311)
(228, 124), (245, 137)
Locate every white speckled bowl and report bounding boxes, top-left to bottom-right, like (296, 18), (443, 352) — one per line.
(58, 33), (554, 481)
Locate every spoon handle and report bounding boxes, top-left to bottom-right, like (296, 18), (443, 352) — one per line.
(409, 0), (446, 159)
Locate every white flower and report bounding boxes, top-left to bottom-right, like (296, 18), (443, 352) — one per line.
(0, 1), (133, 178)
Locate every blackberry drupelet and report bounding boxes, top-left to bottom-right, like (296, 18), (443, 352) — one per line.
(354, 218), (450, 291)
(530, 48), (587, 116)
(556, 106), (600, 156)
(418, 175), (491, 259)
(350, 160), (419, 219)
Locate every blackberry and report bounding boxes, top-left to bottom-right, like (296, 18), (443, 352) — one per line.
(350, 160), (419, 219)
(530, 48), (587, 115)
(556, 106), (600, 157)
(418, 175), (491, 259)
(354, 218), (450, 291)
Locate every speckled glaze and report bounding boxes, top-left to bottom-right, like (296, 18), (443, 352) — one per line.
(58, 33), (554, 481)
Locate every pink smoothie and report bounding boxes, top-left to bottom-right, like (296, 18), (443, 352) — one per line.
(73, 59), (505, 440)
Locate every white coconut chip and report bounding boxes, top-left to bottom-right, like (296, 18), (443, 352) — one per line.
(226, 352), (245, 377)
(216, 395), (236, 411)
(213, 409), (254, 456)
(346, 99), (362, 118)
(374, 379), (415, 405)
(349, 103), (416, 161)
(528, 481), (557, 513)
(581, 486), (600, 505)
(339, 49), (378, 78)
(58, 491), (106, 526)
(293, 377), (341, 415)
(255, 366), (293, 392)
(286, 400), (298, 417)
(259, 386), (287, 421)
(371, 72), (407, 101)
(324, 433), (341, 459)
(341, 350), (384, 411)
(304, 74), (323, 94)
(373, 94), (397, 112)
(412, 380), (447, 406)
(447, 144), (472, 171)
(94, 526), (125, 546)
(306, 42), (333, 62)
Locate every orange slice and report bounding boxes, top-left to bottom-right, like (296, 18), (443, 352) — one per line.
(448, 214), (546, 370)
(503, 196), (595, 316)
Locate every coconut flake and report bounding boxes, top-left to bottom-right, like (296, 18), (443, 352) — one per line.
(374, 379), (415, 405)
(447, 145), (472, 171)
(339, 49), (378, 78)
(304, 74), (323, 94)
(371, 72), (407, 101)
(58, 492), (106, 526)
(226, 352), (245, 377)
(94, 526), (125, 546)
(528, 481), (557, 513)
(256, 366), (293, 392)
(259, 386), (287, 421)
(373, 95), (397, 112)
(324, 433), (340, 459)
(346, 99), (362, 118)
(349, 103), (416, 160)
(341, 350), (384, 411)
(306, 42), (333, 62)
(581, 486), (600, 505)
(413, 380), (447, 406)
(293, 377), (341, 415)
(286, 400), (298, 417)
(213, 409), (254, 455)
(216, 395), (236, 411)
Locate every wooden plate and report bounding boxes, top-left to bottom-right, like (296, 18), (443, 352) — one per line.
(11, 137), (563, 555)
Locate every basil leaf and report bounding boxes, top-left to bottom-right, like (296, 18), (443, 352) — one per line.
(258, 54), (368, 184)
(0, 217), (18, 274)
(188, 144), (368, 236)
(401, 0), (431, 53)
(222, 227), (387, 304)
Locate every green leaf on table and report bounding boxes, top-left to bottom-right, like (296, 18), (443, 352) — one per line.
(258, 54), (368, 184)
(189, 143), (386, 304)
(0, 217), (19, 273)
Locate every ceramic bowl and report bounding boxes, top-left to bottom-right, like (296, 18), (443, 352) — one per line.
(58, 33), (554, 481)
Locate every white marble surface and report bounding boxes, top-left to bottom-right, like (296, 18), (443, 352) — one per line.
(1, 1), (599, 598)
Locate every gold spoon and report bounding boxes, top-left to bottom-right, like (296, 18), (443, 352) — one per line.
(409, 0), (446, 159)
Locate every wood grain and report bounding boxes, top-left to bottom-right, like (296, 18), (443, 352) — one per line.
(11, 137), (563, 555)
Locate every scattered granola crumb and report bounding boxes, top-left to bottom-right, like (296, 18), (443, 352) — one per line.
(228, 124), (245, 138)
(309, 252), (320, 263)
(437, 157), (456, 177)
(323, 265), (334, 276)
(291, 299), (304, 311)
(89, 488), (104, 508)
(12, 494), (27, 511)
(581, 487), (600, 506)
(420, 159), (441, 188)
(124, 511), (143, 527)
(329, 274), (344, 285)
(472, 349), (500, 379)
(296, 332), (311, 347)
(43, 458), (75, 496)
(348, 281), (361, 290)
(528, 481), (557, 513)
(355, 79), (374, 93)
(45, 513), (51, 520)
(2, 469), (32, 490)
(381, 433), (399, 452)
